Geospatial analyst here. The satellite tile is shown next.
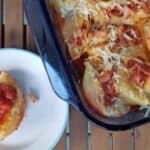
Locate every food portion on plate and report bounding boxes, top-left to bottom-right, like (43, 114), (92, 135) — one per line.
(49, 0), (150, 117)
(0, 71), (25, 140)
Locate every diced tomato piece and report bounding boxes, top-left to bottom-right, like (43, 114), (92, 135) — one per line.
(0, 83), (17, 105)
(141, 63), (150, 75)
(112, 37), (127, 51)
(127, 57), (144, 69)
(127, 1), (138, 11)
(102, 80), (117, 97)
(127, 57), (150, 86)
(99, 70), (118, 107)
(110, 6), (124, 17)
(130, 67), (147, 87)
(121, 25), (142, 46)
(127, 59), (138, 69)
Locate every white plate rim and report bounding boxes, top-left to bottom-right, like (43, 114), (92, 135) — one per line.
(0, 48), (69, 150)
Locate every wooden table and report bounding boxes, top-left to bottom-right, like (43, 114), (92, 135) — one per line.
(0, 0), (150, 150)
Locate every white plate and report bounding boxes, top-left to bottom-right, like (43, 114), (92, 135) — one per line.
(0, 48), (69, 150)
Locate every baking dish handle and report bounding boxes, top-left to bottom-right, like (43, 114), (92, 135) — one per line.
(24, 0), (79, 109)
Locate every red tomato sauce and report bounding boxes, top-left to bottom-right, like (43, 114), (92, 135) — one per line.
(127, 57), (150, 87)
(100, 70), (118, 107)
(0, 83), (17, 122)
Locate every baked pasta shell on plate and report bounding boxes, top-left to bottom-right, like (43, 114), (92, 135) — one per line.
(0, 71), (25, 140)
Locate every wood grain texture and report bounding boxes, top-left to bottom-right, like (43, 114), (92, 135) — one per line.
(113, 131), (131, 150)
(70, 107), (88, 150)
(135, 124), (150, 150)
(91, 125), (110, 150)
(55, 132), (66, 150)
(5, 0), (23, 47)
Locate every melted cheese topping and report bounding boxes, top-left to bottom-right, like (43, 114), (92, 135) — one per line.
(50, 0), (150, 117)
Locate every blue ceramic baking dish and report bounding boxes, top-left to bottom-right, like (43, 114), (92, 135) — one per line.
(24, 0), (150, 130)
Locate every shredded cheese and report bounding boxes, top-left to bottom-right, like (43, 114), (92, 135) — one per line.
(71, 0), (97, 20)
(120, 47), (137, 60)
(96, 1), (112, 9)
(92, 47), (121, 70)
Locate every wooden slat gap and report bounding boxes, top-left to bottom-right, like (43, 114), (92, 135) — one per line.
(131, 128), (135, 150)
(23, 24), (27, 49)
(109, 132), (113, 150)
(1, 24), (4, 48)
